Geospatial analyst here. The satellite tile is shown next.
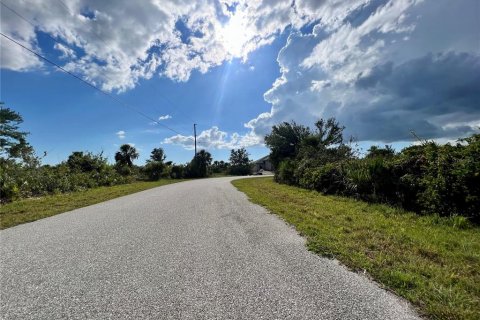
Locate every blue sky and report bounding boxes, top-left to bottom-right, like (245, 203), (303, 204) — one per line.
(1, 35), (284, 164)
(1, 0), (479, 165)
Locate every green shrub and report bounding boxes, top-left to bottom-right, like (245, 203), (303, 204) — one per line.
(66, 151), (108, 173)
(228, 164), (251, 176)
(170, 164), (186, 179)
(416, 139), (480, 222)
(0, 157), (130, 202)
(266, 117), (480, 223)
(297, 161), (345, 194)
(276, 159), (297, 185)
(144, 161), (165, 181)
(342, 158), (398, 203)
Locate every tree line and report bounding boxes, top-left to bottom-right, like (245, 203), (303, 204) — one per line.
(0, 106), (253, 202)
(265, 118), (480, 223)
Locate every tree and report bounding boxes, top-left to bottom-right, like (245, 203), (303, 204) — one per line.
(187, 149), (212, 178)
(144, 147), (167, 181)
(314, 118), (345, 146)
(229, 148), (251, 175)
(1, 105), (38, 202)
(264, 121), (311, 168)
(66, 151), (107, 172)
(114, 144), (139, 167)
(298, 117), (352, 164)
(0, 104), (33, 160)
(148, 147), (166, 163)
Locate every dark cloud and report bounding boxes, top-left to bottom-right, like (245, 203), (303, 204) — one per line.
(347, 52), (480, 141)
(355, 61), (393, 89)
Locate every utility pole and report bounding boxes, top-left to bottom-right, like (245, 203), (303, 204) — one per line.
(194, 123), (197, 156)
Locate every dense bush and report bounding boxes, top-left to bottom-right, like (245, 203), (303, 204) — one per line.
(170, 164), (186, 179)
(0, 155), (130, 202)
(297, 161), (346, 194)
(275, 159), (297, 185)
(266, 118), (480, 223)
(143, 161), (165, 181)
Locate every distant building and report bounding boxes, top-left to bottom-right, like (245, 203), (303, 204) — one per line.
(253, 155), (273, 172)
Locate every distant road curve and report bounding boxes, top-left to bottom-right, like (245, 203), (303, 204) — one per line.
(0, 177), (420, 319)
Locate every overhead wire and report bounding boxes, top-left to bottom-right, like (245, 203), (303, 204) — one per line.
(55, 0), (119, 59)
(1, 1), (74, 50)
(0, 32), (184, 135)
(53, 0), (198, 129)
(2, 0), (197, 135)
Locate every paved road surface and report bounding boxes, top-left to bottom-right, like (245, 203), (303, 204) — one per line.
(1, 177), (420, 319)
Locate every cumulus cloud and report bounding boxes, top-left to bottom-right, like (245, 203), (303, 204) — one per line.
(163, 126), (261, 150)
(0, 0), (374, 92)
(116, 130), (125, 139)
(0, 3), (42, 71)
(1, 0), (301, 91)
(244, 0), (480, 144)
(54, 43), (76, 59)
(158, 114), (172, 121)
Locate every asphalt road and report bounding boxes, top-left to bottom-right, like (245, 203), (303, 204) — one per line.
(1, 177), (420, 319)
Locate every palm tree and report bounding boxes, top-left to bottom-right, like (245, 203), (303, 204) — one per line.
(115, 144), (139, 167)
(188, 149), (212, 177)
(196, 149), (212, 166)
(148, 147), (166, 163)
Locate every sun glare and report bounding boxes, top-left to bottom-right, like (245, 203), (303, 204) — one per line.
(219, 12), (249, 57)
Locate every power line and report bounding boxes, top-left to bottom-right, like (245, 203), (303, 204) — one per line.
(54, 0), (198, 126)
(55, 0), (115, 56)
(156, 93), (196, 124)
(1, 1), (66, 49)
(57, 0), (199, 126)
(0, 0), (180, 127)
(0, 32), (184, 135)
(2, 1), (201, 134)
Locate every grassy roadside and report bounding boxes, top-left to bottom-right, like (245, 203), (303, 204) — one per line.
(0, 179), (186, 230)
(232, 177), (480, 320)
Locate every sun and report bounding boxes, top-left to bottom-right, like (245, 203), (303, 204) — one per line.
(219, 12), (249, 57)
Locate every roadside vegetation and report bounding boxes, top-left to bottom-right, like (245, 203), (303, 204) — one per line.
(233, 177), (480, 320)
(1, 105), (254, 227)
(265, 118), (479, 224)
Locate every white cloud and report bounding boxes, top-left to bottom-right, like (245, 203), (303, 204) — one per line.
(116, 130), (125, 139)
(1, 0), (370, 92)
(163, 126), (261, 150)
(158, 114), (172, 121)
(54, 43), (76, 59)
(244, 0), (480, 143)
(0, 5), (42, 71)
(1, 0), (301, 92)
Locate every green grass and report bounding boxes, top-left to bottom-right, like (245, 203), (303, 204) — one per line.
(0, 179), (185, 230)
(232, 177), (480, 320)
